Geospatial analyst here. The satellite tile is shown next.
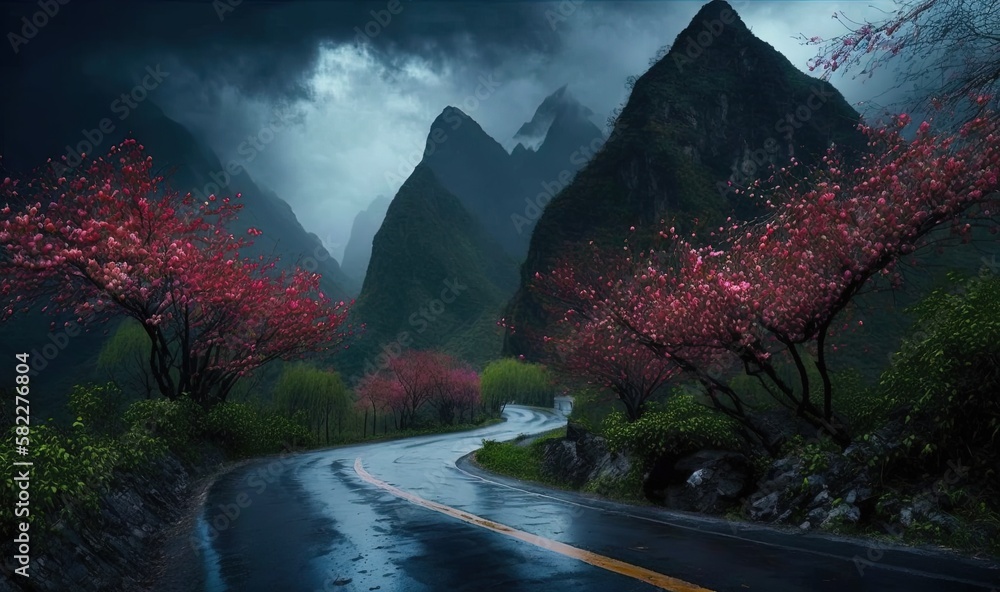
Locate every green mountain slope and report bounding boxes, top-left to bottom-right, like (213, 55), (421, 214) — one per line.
(333, 164), (519, 381)
(503, 0), (864, 360)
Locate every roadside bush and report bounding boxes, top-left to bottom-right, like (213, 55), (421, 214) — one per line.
(481, 358), (557, 412)
(603, 390), (742, 463)
(477, 439), (543, 481)
(68, 382), (131, 436)
(205, 402), (313, 458)
(0, 419), (137, 533)
(123, 396), (205, 460)
(568, 386), (616, 433)
(878, 273), (1000, 476)
(829, 369), (886, 436)
(476, 431), (565, 484)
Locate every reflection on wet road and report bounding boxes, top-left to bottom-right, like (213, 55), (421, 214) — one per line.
(198, 406), (999, 592)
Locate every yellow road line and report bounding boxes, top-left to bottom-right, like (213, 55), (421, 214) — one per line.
(354, 458), (715, 592)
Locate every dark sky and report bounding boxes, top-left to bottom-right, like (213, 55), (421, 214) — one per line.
(2, 0), (900, 260)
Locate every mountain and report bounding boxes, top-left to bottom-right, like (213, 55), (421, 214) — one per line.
(513, 84), (596, 150)
(335, 88), (606, 376)
(503, 0), (865, 361)
(340, 194), (392, 292)
(334, 164), (519, 379)
(421, 87), (606, 259)
(509, 86), (607, 239)
(419, 106), (527, 257)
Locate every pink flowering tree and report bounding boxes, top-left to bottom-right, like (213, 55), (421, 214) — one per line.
(448, 368), (481, 424)
(427, 361), (481, 425)
(804, 0), (998, 114)
(535, 111), (999, 448)
(355, 373), (403, 436)
(541, 293), (680, 422)
(0, 139), (353, 407)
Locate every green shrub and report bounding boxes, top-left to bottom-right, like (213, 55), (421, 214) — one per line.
(205, 402), (313, 457)
(476, 430), (566, 483)
(0, 420), (123, 532)
(481, 358), (557, 412)
(68, 383), (131, 436)
(878, 273), (1000, 472)
(476, 439), (543, 481)
(123, 396), (204, 460)
(603, 390), (742, 463)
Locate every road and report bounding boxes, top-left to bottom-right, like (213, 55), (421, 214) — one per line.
(192, 406), (999, 592)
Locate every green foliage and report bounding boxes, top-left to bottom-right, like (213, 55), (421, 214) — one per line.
(477, 439), (544, 481)
(0, 390), (180, 533)
(781, 435), (839, 487)
(480, 358), (557, 412)
(95, 318), (156, 399)
(68, 382), (130, 436)
(582, 464), (646, 502)
(123, 396), (205, 460)
(0, 421), (118, 529)
(567, 386), (618, 433)
(275, 364), (352, 444)
(828, 369), (886, 436)
(205, 401), (313, 458)
(603, 390), (742, 463)
(877, 273), (1000, 472)
(475, 430), (565, 484)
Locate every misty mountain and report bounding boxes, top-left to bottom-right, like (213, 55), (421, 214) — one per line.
(334, 164), (519, 380)
(513, 84), (597, 150)
(340, 194), (392, 293)
(334, 86), (607, 373)
(421, 87), (605, 260)
(503, 0), (865, 361)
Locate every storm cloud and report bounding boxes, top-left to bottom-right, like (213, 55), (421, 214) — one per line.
(2, 0), (899, 260)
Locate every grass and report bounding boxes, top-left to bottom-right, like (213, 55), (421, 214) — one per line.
(474, 428), (567, 484)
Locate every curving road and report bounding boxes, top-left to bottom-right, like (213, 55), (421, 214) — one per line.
(191, 406), (999, 592)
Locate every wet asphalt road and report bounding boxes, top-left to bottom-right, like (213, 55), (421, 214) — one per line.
(195, 406), (1000, 592)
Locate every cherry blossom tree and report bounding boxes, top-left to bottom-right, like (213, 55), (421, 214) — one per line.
(355, 373), (403, 436)
(543, 308), (679, 421)
(356, 351), (482, 428)
(384, 350), (443, 429)
(427, 362), (481, 425)
(805, 0), (998, 115)
(535, 110), (1000, 448)
(0, 139), (353, 407)
(448, 368), (481, 424)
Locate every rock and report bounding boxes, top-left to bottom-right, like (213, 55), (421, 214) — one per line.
(687, 468), (710, 487)
(810, 491), (831, 509)
(566, 421), (589, 442)
(749, 491), (781, 521)
(821, 504), (861, 527)
(540, 428), (632, 488)
(808, 507), (829, 523)
(804, 474), (827, 496)
(660, 450), (752, 514)
(800, 520), (812, 530)
(926, 511), (961, 534)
